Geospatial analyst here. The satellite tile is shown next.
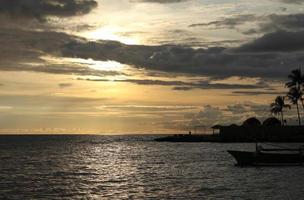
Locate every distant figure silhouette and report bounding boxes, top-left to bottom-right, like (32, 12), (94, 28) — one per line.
(189, 131), (192, 135)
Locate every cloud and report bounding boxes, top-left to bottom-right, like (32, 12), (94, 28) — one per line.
(0, 60), (123, 78)
(236, 30), (304, 52)
(1, 25), (304, 81)
(80, 78), (270, 90)
(0, 106), (12, 110)
(265, 14), (304, 32)
(190, 13), (304, 36)
(232, 91), (284, 95)
(197, 105), (222, 119)
(226, 104), (247, 114)
(97, 105), (197, 112)
(189, 102), (272, 127)
(131, 0), (188, 3)
(0, 0), (97, 21)
(276, 0), (304, 4)
(244, 14), (304, 34)
(189, 14), (259, 28)
(58, 83), (73, 88)
(0, 94), (109, 107)
(62, 39), (304, 79)
(0, 29), (124, 77)
(189, 105), (238, 127)
(1, 0), (304, 82)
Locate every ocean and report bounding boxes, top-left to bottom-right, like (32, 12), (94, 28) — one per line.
(0, 135), (303, 199)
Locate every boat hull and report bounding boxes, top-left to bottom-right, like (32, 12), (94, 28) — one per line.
(227, 150), (304, 166)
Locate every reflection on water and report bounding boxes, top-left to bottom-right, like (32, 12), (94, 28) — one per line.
(0, 135), (303, 199)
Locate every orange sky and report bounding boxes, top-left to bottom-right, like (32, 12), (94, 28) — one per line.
(0, 0), (303, 134)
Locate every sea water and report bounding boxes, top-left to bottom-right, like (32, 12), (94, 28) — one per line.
(0, 135), (303, 199)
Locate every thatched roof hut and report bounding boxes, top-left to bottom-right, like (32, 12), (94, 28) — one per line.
(263, 117), (281, 126)
(211, 124), (222, 129)
(242, 117), (261, 126)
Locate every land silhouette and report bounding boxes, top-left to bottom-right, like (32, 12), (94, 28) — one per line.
(155, 69), (304, 143)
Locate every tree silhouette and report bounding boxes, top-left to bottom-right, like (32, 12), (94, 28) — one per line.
(286, 68), (304, 109)
(287, 87), (302, 126)
(286, 69), (304, 88)
(270, 96), (290, 125)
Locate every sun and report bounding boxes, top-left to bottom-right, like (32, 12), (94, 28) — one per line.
(84, 26), (139, 45)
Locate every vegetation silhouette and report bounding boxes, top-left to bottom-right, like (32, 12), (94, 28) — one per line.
(270, 96), (290, 125)
(284, 68), (304, 125)
(286, 87), (302, 125)
(156, 68), (304, 143)
(269, 68), (304, 126)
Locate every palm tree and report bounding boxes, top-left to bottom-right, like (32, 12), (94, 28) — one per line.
(286, 68), (304, 108)
(270, 96), (290, 125)
(286, 69), (304, 88)
(287, 87), (302, 126)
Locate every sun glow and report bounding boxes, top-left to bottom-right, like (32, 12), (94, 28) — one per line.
(84, 26), (139, 45)
(42, 56), (125, 72)
(71, 58), (125, 72)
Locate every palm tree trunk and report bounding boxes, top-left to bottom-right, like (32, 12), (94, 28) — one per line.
(296, 102), (301, 126)
(281, 111), (284, 126)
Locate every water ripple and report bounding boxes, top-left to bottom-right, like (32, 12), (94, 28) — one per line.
(0, 135), (303, 199)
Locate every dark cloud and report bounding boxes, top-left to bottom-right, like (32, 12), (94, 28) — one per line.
(1, 25), (304, 80)
(232, 91), (284, 95)
(264, 14), (304, 32)
(0, 0), (97, 21)
(236, 30), (304, 52)
(58, 83), (73, 88)
(189, 14), (259, 28)
(226, 104), (247, 114)
(0, 29), (124, 77)
(62, 39), (304, 79)
(172, 86), (193, 91)
(190, 13), (304, 36)
(7, 63), (123, 77)
(80, 78), (270, 90)
(172, 83), (263, 90)
(276, 0), (304, 4)
(225, 103), (270, 121)
(245, 13), (304, 34)
(131, 0), (188, 3)
(0, 0), (303, 81)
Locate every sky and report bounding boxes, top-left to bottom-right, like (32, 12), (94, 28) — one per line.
(1, 0), (304, 134)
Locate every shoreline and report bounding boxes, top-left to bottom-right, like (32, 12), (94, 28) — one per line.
(154, 134), (304, 143)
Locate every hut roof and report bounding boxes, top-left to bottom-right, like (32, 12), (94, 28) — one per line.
(263, 117), (281, 126)
(211, 124), (222, 129)
(229, 124), (239, 127)
(242, 117), (261, 126)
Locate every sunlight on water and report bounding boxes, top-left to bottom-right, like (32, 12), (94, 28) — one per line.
(0, 135), (303, 199)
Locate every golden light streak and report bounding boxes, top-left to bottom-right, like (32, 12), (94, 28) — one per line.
(84, 26), (139, 45)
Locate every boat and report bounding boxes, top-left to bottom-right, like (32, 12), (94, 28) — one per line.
(228, 145), (304, 166)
